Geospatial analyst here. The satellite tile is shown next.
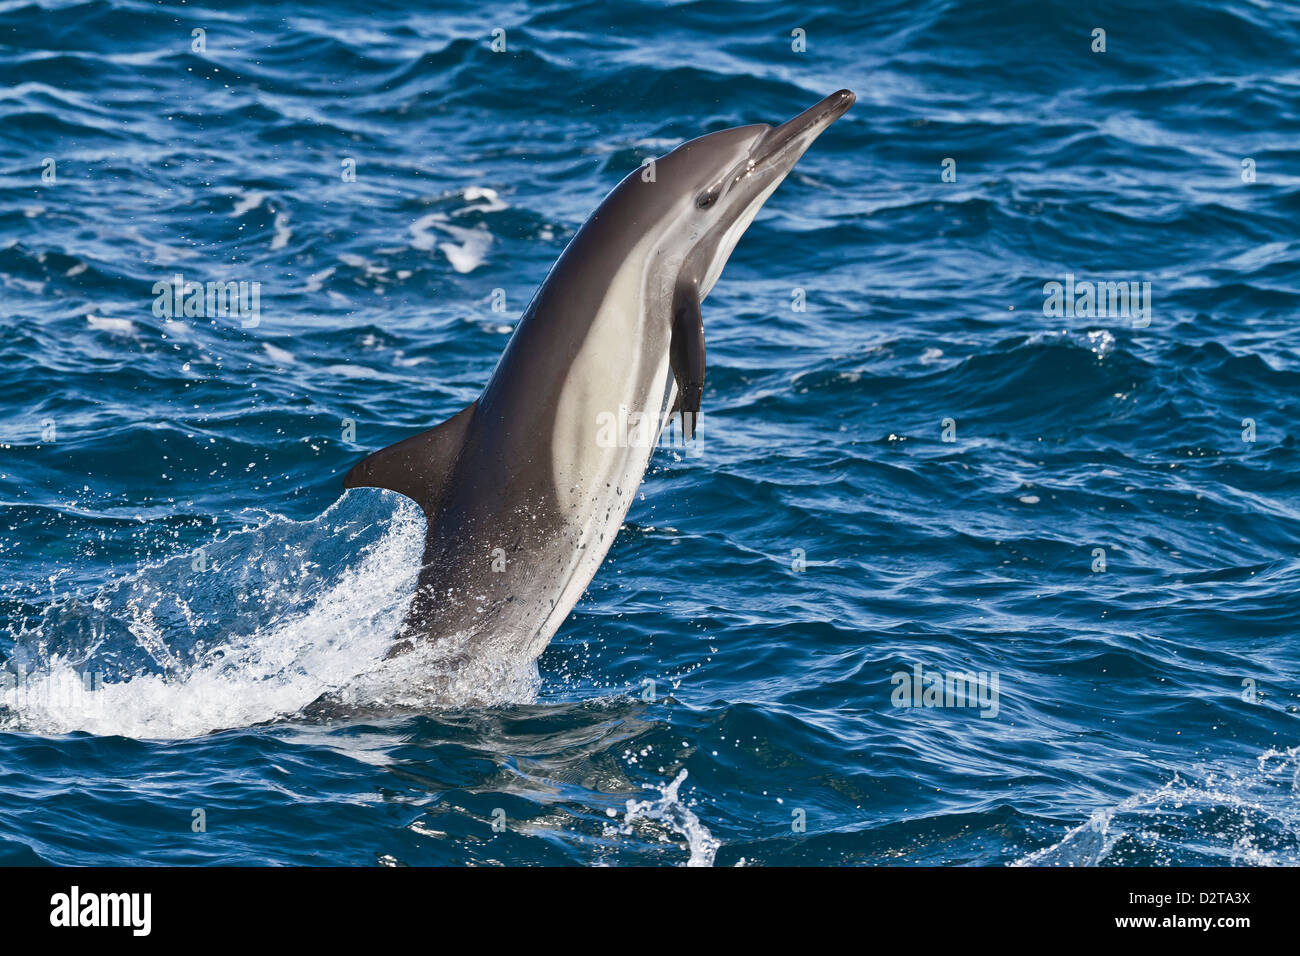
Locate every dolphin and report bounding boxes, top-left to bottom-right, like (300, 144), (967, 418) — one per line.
(343, 89), (855, 666)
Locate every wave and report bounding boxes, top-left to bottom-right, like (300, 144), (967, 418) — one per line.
(0, 492), (540, 738)
(1015, 747), (1300, 866)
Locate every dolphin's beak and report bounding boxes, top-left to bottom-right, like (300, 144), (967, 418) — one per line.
(753, 89), (855, 168)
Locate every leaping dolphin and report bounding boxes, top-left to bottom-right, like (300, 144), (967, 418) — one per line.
(343, 89), (855, 664)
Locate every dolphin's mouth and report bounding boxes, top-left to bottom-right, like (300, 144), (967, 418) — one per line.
(752, 89), (855, 168)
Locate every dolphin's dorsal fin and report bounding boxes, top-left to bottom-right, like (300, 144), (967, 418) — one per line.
(342, 402), (477, 513)
(670, 285), (705, 441)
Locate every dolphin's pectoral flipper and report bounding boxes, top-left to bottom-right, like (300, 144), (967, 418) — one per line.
(342, 402), (477, 513)
(670, 286), (705, 441)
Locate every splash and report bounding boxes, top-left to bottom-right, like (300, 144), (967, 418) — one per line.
(0, 492), (542, 738)
(608, 769), (720, 867)
(1014, 746), (1300, 866)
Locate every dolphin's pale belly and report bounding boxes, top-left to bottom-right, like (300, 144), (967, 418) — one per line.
(512, 246), (675, 652)
(420, 366), (671, 664)
(408, 262), (674, 663)
(536, 354), (674, 648)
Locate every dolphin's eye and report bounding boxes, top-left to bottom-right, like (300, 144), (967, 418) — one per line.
(696, 190), (718, 209)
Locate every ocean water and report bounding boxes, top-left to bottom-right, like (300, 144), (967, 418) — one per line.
(1, 0), (1298, 866)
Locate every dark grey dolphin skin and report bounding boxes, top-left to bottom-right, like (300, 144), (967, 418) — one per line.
(344, 90), (855, 665)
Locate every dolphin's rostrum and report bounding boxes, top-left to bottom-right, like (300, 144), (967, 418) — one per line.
(344, 89), (855, 664)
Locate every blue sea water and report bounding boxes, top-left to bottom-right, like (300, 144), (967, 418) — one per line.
(1, 0), (1299, 866)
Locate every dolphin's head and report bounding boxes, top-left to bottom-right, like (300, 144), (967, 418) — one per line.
(646, 89), (855, 299)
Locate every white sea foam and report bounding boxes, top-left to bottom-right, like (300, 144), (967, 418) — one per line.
(325, 363), (385, 379)
(86, 314), (135, 335)
(1014, 746), (1300, 866)
(1, 500), (420, 737)
(0, 494), (548, 739)
(304, 265), (336, 292)
(409, 189), (504, 273)
(410, 212), (493, 273)
(262, 342), (295, 365)
(270, 210), (292, 250)
(457, 186), (507, 215)
(230, 190), (267, 216)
